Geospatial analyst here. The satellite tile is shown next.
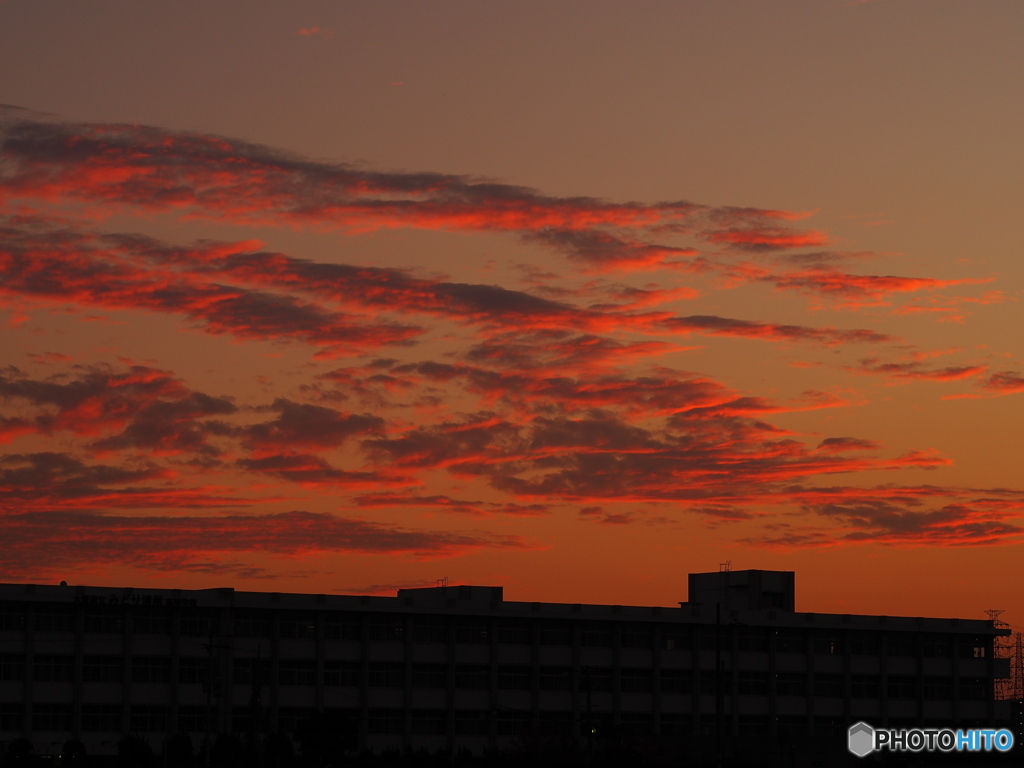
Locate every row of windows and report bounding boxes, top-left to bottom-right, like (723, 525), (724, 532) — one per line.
(0, 704), (188, 733)
(2, 604), (992, 657)
(4, 655), (989, 701)
(2, 701), (996, 742)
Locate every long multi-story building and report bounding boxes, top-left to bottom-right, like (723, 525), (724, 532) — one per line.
(0, 570), (1011, 761)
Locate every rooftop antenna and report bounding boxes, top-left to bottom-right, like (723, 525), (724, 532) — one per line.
(719, 561), (732, 572)
(436, 577), (448, 589)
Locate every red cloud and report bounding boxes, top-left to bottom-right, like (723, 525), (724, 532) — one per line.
(0, 452), (248, 512)
(750, 495), (1024, 548)
(0, 509), (532, 580)
(296, 27), (334, 38)
(0, 115), (829, 271)
(983, 371), (1024, 394)
(352, 493), (548, 517)
(0, 217), (421, 355)
(851, 358), (988, 383)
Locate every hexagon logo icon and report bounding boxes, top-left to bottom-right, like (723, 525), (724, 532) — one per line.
(848, 721), (875, 758)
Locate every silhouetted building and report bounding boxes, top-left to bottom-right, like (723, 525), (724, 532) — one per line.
(0, 571), (1011, 762)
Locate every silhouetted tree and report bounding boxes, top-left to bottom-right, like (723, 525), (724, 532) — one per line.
(61, 739), (86, 764)
(210, 732), (243, 768)
(262, 731), (294, 768)
(165, 732), (195, 767)
(118, 734), (156, 767)
(5, 738), (34, 766)
(296, 711), (356, 768)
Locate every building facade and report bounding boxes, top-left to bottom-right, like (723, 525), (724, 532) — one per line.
(0, 571), (1011, 759)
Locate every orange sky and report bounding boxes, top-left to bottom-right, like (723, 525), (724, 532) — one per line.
(1, 0), (1022, 630)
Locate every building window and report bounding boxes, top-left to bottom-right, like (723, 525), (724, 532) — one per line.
(539, 666), (571, 691)
(579, 667), (611, 693)
(0, 604), (27, 632)
(921, 635), (952, 658)
(923, 676), (952, 700)
(454, 619), (488, 644)
(738, 671), (769, 696)
(454, 710), (488, 736)
(130, 705), (167, 733)
(132, 613), (171, 635)
(280, 615), (317, 640)
(179, 615), (212, 637)
(620, 712), (653, 735)
(411, 618), (447, 643)
(738, 715), (769, 736)
(698, 672), (721, 696)
(81, 704), (121, 732)
(411, 709), (446, 735)
(33, 655), (74, 682)
(177, 706), (206, 733)
(178, 657), (206, 684)
(233, 612), (272, 638)
(83, 655), (122, 683)
(411, 663), (447, 689)
(813, 673), (844, 698)
(886, 633), (917, 657)
(538, 621), (571, 646)
(0, 703), (24, 731)
(279, 659), (316, 686)
(132, 656), (170, 684)
(849, 632), (881, 655)
(324, 616), (360, 641)
(279, 707), (315, 735)
(368, 662), (404, 688)
(660, 668), (693, 694)
(233, 658), (271, 686)
(776, 716), (807, 741)
(84, 610), (121, 634)
(35, 610), (76, 633)
(495, 621), (530, 645)
(497, 665), (531, 690)
(581, 623), (612, 647)
(367, 709), (403, 735)
(959, 678), (988, 700)
(775, 630), (807, 654)
(661, 629), (691, 651)
(496, 710), (530, 736)
(324, 660), (360, 687)
(660, 713), (691, 736)
(620, 625), (653, 649)
(775, 672), (807, 697)
(32, 703), (73, 732)
(0, 654), (24, 681)
(812, 633), (843, 656)
(620, 668), (653, 693)
(887, 675), (917, 699)
(368, 616), (404, 642)
(814, 716), (846, 740)
(963, 643), (988, 659)
(738, 630), (769, 653)
(455, 619), (489, 644)
(454, 664), (488, 690)
(850, 674), (880, 699)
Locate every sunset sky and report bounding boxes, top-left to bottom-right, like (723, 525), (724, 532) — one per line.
(1, 1), (1023, 629)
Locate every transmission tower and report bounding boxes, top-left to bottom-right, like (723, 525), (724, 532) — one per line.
(1014, 633), (1024, 702)
(986, 610), (1012, 700)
